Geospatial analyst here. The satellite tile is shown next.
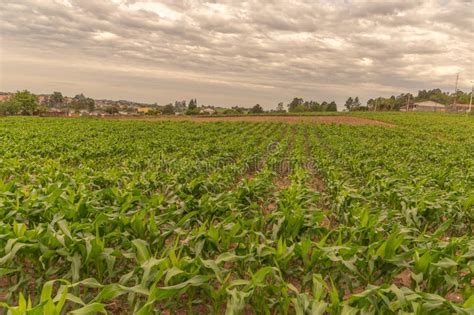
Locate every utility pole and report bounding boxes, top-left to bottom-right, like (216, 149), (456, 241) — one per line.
(406, 94), (410, 112)
(453, 73), (459, 112)
(469, 81), (473, 114)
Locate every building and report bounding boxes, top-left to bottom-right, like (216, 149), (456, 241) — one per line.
(448, 103), (471, 113)
(39, 108), (68, 117)
(0, 94), (11, 102)
(200, 108), (216, 115)
(37, 95), (49, 104)
(137, 107), (152, 114)
(411, 101), (446, 112)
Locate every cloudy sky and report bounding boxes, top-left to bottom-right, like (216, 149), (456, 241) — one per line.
(1, 0), (472, 109)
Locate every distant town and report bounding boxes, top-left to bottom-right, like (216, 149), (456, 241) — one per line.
(0, 88), (472, 117)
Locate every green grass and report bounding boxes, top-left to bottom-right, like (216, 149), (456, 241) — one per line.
(0, 114), (473, 314)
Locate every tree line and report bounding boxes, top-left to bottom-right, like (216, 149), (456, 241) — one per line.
(286, 98), (338, 112)
(1, 90), (342, 116)
(344, 89), (472, 111)
(0, 90), (98, 115)
(0, 90), (39, 115)
(3, 88), (470, 116)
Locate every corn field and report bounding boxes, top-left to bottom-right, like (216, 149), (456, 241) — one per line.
(0, 114), (473, 314)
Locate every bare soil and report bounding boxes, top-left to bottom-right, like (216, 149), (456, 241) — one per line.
(112, 115), (395, 127)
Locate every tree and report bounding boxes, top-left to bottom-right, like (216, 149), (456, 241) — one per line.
(188, 99), (197, 110)
(86, 98), (95, 112)
(250, 104), (264, 114)
(353, 97), (361, 108)
(185, 99), (200, 114)
(308, 101), (320, 112)
(174, 100), (187, 112)
(71, 94), (86, 111)
(104, 106), (119, 115)
(366, 98), (375, 111)
(49, 92), (64, 108)
(344, 97), (353, 111)
(415, 89), (452, 105)
(320, 101), (328, 111)
(162, 104), (175, 115)
(288, 97), (304, 112)
(37, 104), (48, 114)
(0, 100), (20, 115)
(7, 90), (38, 115)
(71, 94), (95, 112)
(327, 101), (337, 112)
(232, 106), (246, 114)
(223, 108), (239, 115)
(276, 102), (285, 112)
(186, 107), (200, 115)
(344, 96), (360, 111)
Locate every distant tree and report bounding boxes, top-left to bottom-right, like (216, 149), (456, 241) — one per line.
(250, 104), (264, 114)
(365, 88), (471, 112)
(223, 108), (239, 115)
(320, 101), (328, 111)
(366, 98), (376, 111)
(185, 99), (199, 114)
(87, 99), (95, 112)
(37, 104), (48, 114)
(71, 94), (86, 111)
(386, 96), (396, 111)
(327, 101), (337, 112)
(104, 106), (119, 115)
(344, 97), (353, 111)
(288, 97), (304, 112)
(162, 104), (175, 115)
(232, 106), (246, 114)
(71, 93), (95, 112)
(353, 97), (361, 108)
(276, 102), (285, 112)
(415, 89), (453, 105)
(188, 99), (197, 110)
(174, 100), (187, 112)
(186, 107), (200, 115)
(344, 96), (360, 111)
(6, 90), (38, 115)
(49, 91), (64, 108)
(0, 100), (20, 115)
(457, 92), (470, 104)
(308, 101), (320, 111)
(296, 104), (307, 112)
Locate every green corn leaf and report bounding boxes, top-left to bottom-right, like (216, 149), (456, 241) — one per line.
(132, 239), (151, 263)
(70, 303), (107, 314)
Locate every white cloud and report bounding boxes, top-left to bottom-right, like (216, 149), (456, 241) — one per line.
(358, 58), (373, 66)
(92, 31), (119, 41)
(126, 2), (182, 20)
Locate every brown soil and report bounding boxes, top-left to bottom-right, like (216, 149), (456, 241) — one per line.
(310, 176), (326, 193)
(0, 276), (9, 302)
(393, 269), (412, 287)
(445, 292), (464, 303)
(111, 115), (395, 127)
(263, 203), (276, 215)
(274, 177), (291, 189)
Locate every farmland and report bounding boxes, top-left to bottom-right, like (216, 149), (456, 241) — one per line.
(0, 114), (473, 314)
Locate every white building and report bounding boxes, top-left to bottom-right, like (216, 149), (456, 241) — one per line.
(412, 101), (446, 112)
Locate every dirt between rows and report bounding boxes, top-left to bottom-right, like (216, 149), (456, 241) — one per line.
(113, 115), (395, 127)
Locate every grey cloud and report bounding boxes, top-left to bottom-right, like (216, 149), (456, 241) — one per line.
(1, 0), (472, 109)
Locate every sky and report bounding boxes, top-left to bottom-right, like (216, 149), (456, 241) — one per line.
(1, 0), (473, 109)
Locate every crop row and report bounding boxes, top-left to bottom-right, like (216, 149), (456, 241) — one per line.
(0, 116), (473, 314)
